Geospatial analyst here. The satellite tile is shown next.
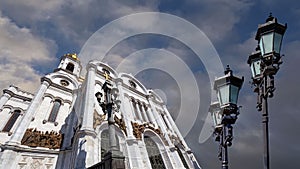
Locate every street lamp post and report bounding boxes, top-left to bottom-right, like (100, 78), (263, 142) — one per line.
(210, 65), (244, 169)
(247, 14), (287, 169)
(94, 76), (125, 169)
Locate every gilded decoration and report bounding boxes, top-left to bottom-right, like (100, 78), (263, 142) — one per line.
(93, 110), (106, 129)
(21, 128), (63, 149)
(114, 115), (127, 135)
(131, 122), (169, 146)
(64, 53), (78, 60)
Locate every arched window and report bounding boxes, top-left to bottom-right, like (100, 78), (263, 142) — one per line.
(176, 146), (189, 168)
(66, 62), (75, 72)
(48, 100), (61, 122)
(101, 130), (120, 160)
(144, 136), (166, 169)
(2, 110), (21, 132)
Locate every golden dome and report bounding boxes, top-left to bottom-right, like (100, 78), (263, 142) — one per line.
(64, 53), (79, 60)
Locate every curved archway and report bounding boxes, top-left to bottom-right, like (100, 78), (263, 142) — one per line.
(143, 130), (168, 169)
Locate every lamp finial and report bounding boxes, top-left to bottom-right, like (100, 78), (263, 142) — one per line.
(224, 65), (233, 75)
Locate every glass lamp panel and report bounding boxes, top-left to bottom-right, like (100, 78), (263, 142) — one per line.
(230, 85), (240, 104)
(261, 32), (274, 55)
(218, 85), (230, 105)
(250, 60), (261, 77)
(274, 32), (283, 54)
(212, 111), (222, 126)
(216, 112), (223, 125)
(212, 112), (218, 126)
(259, 39), (265, 55)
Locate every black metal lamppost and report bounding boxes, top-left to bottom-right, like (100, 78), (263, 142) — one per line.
(210, 65), (244, 169)
(94, 74), (125, 169)
(247, 14), (287, 169)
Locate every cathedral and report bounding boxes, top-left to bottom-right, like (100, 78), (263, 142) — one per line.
(0, 53), (200, 169)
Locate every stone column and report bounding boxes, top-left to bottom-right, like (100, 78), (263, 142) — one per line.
(148, 95), (172, 145)
(128, 98), (137, 120)
(81, 65), (96, 131)
(0, 93), (11, 109)
(139, 102), (149, 122)
(74, 65), (97, 168)
(144, 104), (155, 124)
(8, 80), (50, 145)
(133, 100), (143, 121)
(116, 79), (134, 139)
(162, 105), (189, 149)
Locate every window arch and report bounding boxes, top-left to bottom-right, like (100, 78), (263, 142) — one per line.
(2, 110), (21, 132)
(66, 62), (75, 72)
(144, 136), (166, 169)
(48, 100), (62, 122)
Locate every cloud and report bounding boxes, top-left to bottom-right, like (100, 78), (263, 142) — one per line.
(181, 0), (254, 43)
(0, 0), (160, 49)
(0, 11), (56, 93)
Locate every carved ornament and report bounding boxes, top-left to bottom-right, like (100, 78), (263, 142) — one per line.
(93, 110), (106, 129)
(21, 128), (63, 149)
(131, 122), (169, 146)
(114, 115), (127, 135)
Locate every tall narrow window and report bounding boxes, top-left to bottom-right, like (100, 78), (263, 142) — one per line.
(176, 146), (189, 168)
(2, 110), (21, 132)
(144, 136), (166, 169)
(66, 62), (75, 72)
(48, 100), (61, 122)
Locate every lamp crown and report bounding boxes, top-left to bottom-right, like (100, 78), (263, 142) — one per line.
(266, 13), (276, 23)
(224, 65), (233, 75)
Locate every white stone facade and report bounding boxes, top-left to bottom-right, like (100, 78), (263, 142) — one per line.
(0, 54), (199, 169)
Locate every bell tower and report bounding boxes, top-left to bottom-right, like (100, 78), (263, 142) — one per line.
(56, 53), (82, 78)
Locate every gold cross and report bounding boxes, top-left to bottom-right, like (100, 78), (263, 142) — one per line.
(104, 71), (110, 80)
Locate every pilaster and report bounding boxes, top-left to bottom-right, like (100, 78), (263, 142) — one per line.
(0, 93), (11, 109)
(81, 66), (96, 131)
(116, 79), (135, 139)
(162, 105), (190, 150)
(8, 80), (50, 145)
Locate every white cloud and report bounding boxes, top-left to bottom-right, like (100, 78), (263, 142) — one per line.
(185, 0), (254, 42)
(0, 12), (56, 93)
(0, 0), (160, 48)
(0, 0), (64, 23)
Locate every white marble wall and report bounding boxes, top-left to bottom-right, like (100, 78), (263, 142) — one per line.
(0, 58), (198, 169)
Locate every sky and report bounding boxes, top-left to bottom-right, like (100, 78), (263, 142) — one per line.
(0, 0), (300, 169)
